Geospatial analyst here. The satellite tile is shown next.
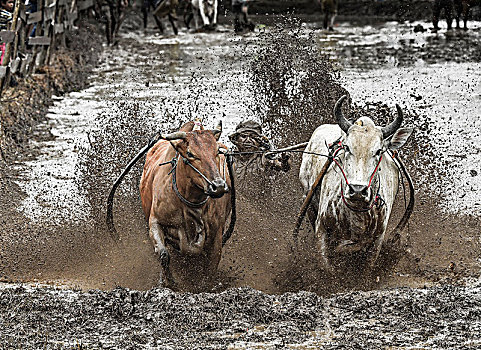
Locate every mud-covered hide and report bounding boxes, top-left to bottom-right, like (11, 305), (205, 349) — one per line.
(139, 121), (231, 289)
(299, 116), (412, 275)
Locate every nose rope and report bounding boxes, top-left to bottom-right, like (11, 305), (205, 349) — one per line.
(181, 156), (216, 188)
(332, 143), (385, 212)
(160, 152), (228, 208)
(172, 160), (209, 208)
(368, 155), (383, 188)
(166, 153), (209, 208)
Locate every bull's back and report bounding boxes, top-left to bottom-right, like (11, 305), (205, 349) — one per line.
(300, 124), (344, 193)
(140, 140), (172, 220)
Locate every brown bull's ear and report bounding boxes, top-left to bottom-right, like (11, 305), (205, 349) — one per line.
(386, 127), (414, 150)
(161, 131), (187, 150)
(168, 139), (184, 150)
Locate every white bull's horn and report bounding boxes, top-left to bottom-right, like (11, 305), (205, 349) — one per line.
(161, 131), (187, 140)
(381, 104), (404, 139)
(334, 95), (352, 133)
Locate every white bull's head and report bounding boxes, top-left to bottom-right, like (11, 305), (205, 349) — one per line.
(334, 95), (413, 209)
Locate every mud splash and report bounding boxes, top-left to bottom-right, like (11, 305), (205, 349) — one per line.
(0, 15), (479, 296)
(0, 282), (480, 348)
(0, 12), (480, 349)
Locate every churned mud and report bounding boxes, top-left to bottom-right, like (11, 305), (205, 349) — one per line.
(1, 282), (480, 348)
(0, 11), (480, 348)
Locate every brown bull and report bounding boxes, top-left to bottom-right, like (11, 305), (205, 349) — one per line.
(140, 121), (231, 289)
(152, 0), (179, 35)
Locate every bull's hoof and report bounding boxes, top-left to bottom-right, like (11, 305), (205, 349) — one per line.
(159, 249), (170, 268)
(159, 268), (176, 289)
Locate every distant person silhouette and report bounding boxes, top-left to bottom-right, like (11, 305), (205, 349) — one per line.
(232, 0), (254, 33)
(432, 0), (454, 31)
(317, 0), (338, 31)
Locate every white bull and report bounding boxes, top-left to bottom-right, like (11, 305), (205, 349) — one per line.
(189, 0), (218, 29)
(299, 95), (413, 274)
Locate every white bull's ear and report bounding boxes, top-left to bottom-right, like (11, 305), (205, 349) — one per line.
(386, 127), (414, 150)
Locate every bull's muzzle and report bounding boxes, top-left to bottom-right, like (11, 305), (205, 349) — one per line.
(206, 178), (229, 198)
(346, 184), (371, 202)
(335, 240), (363, 254)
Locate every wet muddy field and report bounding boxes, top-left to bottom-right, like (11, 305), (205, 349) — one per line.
(0, 12), (480, 348)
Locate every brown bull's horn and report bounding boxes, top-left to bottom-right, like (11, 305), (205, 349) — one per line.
(213, 120), (222, 135)
(382, 104), (404, 139)
(212, 121), (222, 140)
(161, 131), (187, 140)
(334, 95), (352, 133)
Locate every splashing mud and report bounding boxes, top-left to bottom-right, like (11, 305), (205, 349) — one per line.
(0, 12), (480, 348)
(1, 15), (479, 293)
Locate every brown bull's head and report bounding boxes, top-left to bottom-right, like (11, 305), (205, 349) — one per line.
(334, 95), (413, 208)
(162, 121), (229, 198)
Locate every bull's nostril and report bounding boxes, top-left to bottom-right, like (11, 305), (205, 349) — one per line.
(361, 188), (368, 197)
(348, 185), (355, 195)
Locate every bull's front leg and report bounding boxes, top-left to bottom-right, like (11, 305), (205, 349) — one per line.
(365, 232), (386, 271)
(149, 219), (174, 287)
(316, 219), (334, 273)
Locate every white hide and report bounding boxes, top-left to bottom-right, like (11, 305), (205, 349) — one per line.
(299, 118), (401, 271)
(191, 0), (218, 28)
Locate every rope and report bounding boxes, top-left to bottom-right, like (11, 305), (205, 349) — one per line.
(106, 132), (162, 238)
(292, 140), (343, 243)
(222, 153), (237, 246)
(171, 156), (209, 208)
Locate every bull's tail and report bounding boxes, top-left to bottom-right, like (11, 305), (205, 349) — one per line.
(107, 133), (162, 238)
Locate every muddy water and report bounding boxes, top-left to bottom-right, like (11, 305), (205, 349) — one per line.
(15, 19), (481, 222)
(7, 17), (481, 294)
(1, 15), (481, 349)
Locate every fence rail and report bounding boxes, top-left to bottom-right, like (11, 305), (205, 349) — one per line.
(0, 0), (95, 96)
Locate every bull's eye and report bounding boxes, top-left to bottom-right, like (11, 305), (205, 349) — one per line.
(343, 145), (351, 154)
(186, 151), (195, 159)
(375, 149), (382, 156)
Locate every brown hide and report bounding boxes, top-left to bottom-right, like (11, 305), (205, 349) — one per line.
(139, 122), (231, 280)
(153, 0), (179, 19)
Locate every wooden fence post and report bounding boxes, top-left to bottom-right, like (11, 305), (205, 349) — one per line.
(0, 0), (94, 97)
(0, 0), (21, 93)
(45, 0), (58, 65)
